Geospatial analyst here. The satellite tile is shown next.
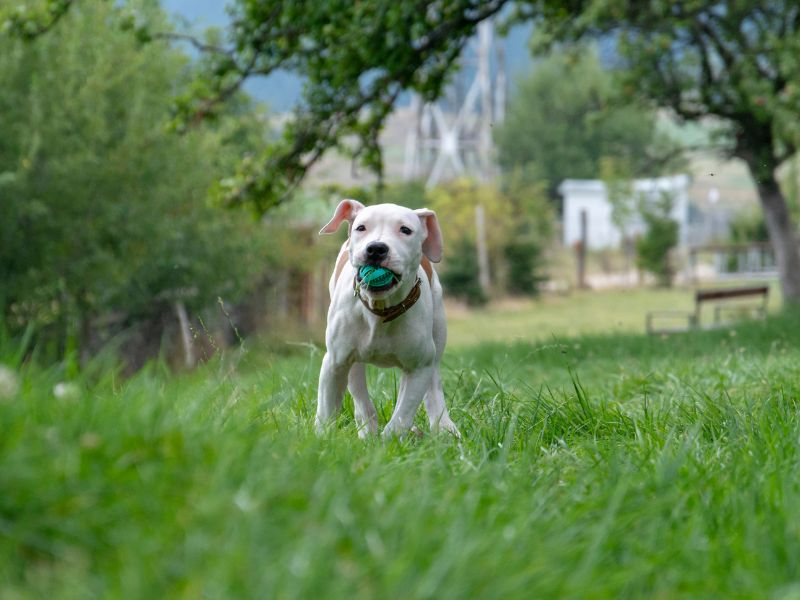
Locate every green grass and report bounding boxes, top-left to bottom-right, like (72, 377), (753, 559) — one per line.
(2, 307), (800, 598)
(447, 282), (783, 346)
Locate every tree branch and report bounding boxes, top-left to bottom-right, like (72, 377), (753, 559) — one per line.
(6, 0), (75, 39)
(150, 32), (234, 57)
(186, 53), (259, 127)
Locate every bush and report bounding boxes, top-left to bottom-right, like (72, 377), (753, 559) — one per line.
(636, 194), (679, 287)
(0, 1), (268, 360)
(503, 227), (547, 296)
(730, 210), (769, 244)
(500, 171), (552, 296)
(440, 237), (487, 306)
(495, 47), (684, 200)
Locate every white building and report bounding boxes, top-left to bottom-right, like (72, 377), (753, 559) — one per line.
(559, 174), (692, 249)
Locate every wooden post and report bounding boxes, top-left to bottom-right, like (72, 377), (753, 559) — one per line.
(174, 301), (195, 369)
(688, 247), (697, 285)
(576, 209), (588, 289)
(475, 203), (490, 293)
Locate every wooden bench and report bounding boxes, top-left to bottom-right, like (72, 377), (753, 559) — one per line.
(646, 285), (769, 334)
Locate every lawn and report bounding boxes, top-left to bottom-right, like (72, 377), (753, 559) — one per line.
(2, 300), (800, 598)
(447, 280), (783, 346)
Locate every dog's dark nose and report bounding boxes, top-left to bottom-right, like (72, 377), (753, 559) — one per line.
(365, 242), (389, 263)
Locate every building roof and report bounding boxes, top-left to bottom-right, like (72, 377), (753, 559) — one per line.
(558, 174), (691, 197)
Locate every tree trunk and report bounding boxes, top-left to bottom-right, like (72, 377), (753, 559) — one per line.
(749, 167), (800, 304)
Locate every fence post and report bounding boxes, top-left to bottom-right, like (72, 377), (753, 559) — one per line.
(174, 302), (195, 369)
(576, 209), (588, 289)
(475, 203), (490, 293)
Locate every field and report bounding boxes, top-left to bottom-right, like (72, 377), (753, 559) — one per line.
(2, 290), (800, 599)
(446, 282), (783, 346)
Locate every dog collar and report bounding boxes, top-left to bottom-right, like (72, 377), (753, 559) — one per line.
(354, 276), (422, 323)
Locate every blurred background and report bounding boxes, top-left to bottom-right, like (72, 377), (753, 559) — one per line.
(2, 0), (796, 373)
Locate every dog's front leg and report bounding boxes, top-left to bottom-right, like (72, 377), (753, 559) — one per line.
(315, 352), (350, 433)
(424, 369), (460, 437)
(383, 364), (434, 438)
(348, 363), (378, 438)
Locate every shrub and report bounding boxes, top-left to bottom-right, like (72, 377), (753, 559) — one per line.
(636, 194), (679, 287)
(440, 237), (487, 306)
(0, 1), (268, 360)
(503, 226), (547, 296)
(730, 210), (769, 244)
(500, 171), (552, 296)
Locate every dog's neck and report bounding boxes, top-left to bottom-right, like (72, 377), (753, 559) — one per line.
(356, 276), (423, 324)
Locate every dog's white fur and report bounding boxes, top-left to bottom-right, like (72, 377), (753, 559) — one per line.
(316, 199), (459, 438)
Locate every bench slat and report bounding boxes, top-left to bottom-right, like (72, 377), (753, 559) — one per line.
(695, 286), (769, 302)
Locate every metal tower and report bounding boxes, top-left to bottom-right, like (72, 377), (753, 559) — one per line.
(403, 20), (506, 187)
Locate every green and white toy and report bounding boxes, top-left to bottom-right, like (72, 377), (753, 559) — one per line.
(358, 265), (398, 290)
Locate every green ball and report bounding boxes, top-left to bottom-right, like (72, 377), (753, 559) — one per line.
(359, 265), (395, 288)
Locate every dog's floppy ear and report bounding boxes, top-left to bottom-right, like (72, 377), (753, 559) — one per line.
(415, 208), (443, 263)
(319, 199), (365, 235)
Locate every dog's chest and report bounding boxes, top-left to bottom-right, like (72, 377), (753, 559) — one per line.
(354, 322), (432, 369)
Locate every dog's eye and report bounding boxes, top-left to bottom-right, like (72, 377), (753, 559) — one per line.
(400, 226), (413, 235)
(354, 224), (366, 232)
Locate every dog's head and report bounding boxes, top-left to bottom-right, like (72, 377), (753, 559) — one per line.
(320, 200), (442, 295)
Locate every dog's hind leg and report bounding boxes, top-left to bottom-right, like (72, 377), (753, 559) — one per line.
(424, 281), (459, 437)
(424, 368), (460, 437)
(348, 362), (378, 438)
(383, 365), (434, 437)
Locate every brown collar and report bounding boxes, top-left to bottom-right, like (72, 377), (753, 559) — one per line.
(354, 277), (422, 323)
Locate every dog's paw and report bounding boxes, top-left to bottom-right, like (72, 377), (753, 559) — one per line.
(434, 419), (461, 439)
(357, 424), (378, 440)
(381, 422), (426, 440)
(314, 417), (331, 436)
(381, 420), (409, 439)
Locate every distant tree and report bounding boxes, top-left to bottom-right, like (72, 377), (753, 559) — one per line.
(3, 0), (511, 212)
(636, 194), (679, 287)
(320, 181), (432, 211)
(0, 1), (267, 356)
(730, 211), (770, 244)
(530, 0), (800, 302)
(428, 176), (553, 297)
(11, 1), (800, 302)
(428, 179), (512, 292)
(439, 237), (487, 307)
(495, 48), (681, 199)
(503, 229), (547, 296)
(600, 157), (639, 271)
(500, 171), (553, 296)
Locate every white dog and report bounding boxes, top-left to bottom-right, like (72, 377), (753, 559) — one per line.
(316, 199), (459, 438)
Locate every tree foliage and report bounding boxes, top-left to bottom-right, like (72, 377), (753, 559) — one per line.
(7, 0), (800, 301)
(527, 0), (800, 300)
(4, 0), (511, 212)
(496, 48), (681, 198)
(428, 176), (553, 297)
(439, 236), (487, 306)
(528, 1), (800, 170)
(635, 194), (679, 287)
(500, 171), (553, 296)
(0, 1), (268, 354)
(729, 210), (770, 244)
